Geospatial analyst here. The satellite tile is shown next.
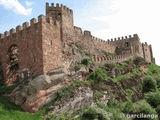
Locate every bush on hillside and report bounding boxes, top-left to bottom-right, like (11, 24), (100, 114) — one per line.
(155, 76), (160, 89)
(130, 100), (156, 120)
(145, 91), (160, 108)
(82, 107), (104, 120)
(133, 56), (146, 66)
(122, 101), (133, 113)
(142, 76), (157, 93)
(81, 58), (94, 66)
(156, 105), (160, 119)
(88, 68), (107, 83)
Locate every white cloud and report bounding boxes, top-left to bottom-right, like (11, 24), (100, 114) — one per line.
(0, 0), (32, 16)
(25, 1), (33, 7)
(75, 0), (160, 65)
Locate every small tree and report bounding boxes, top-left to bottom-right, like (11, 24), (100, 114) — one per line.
(142, 76), (157, 93)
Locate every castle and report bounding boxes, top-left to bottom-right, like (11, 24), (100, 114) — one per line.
(0, 3), (155, 85)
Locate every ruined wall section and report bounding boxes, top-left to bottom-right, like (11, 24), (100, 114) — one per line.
(0, 16), (45, 84)
(41, 15), (63, 73)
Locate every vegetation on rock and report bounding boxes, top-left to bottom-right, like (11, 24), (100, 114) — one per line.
(1, 57), (160, 120)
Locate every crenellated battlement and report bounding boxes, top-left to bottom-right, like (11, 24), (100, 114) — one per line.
(91, 35), (110, 44)
(91, 34), (140, 45)
(0, 14), (60, 40)
(46, 2), (73, 14)
(106, 34), (140, 43)
(142, 42), (151, 47)
(46, 3), (61, 10)
(92, 52), (133, 65)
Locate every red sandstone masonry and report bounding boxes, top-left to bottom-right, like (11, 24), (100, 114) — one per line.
(92, 53), (134, 65)
(0, 14), (63, 85)
(92, 35), (115, 53)
(41, 15), (63, 73)
(0, 2), (155, 85)
(142, 42), (154, 63)
(0, 15), (46, 84)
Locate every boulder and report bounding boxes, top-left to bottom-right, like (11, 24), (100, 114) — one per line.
(10, 74), (65, 113)
(10, 67), (74, 113)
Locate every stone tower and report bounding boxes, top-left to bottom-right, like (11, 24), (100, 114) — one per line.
(46, 3), (74, 43)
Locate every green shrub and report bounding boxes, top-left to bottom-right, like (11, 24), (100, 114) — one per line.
(130, 100), (157, 120)
(84, 51), (92, 56)
(107, 98), (119, 107)
(41, 112), (71, 120)
(81, 107), (111, 120)
(145, 91), (160, 108)
(70, 64), (84, 72)
(133, 56), (146, 66)
(146, 63), (160, 77)
(81, 58), (94, 66)
(155, 76), (160, 89)
(82, 107), (101, 120)
(77, 45), (82, 50)
(88, 68), (107, 82)
(56, 80), (84, 100)
(94, 90), (104, 100)
(142, 76), (157, 93)
(122, 101), (133, 113)
(156, 105), (160, 119)
(113, 72), (133, 83)
(0, 83), (19, 95)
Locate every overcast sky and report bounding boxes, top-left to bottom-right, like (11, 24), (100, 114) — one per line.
(0, 0), (159, 65)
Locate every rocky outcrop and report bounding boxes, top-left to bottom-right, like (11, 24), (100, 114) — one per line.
(47, 86), (93, 115)
(10, 66), (88, 113)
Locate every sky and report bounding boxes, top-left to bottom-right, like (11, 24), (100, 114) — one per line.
(0, 0), (159, 65)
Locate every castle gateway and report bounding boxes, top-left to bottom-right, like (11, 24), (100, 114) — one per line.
(0, 3), (155, 85)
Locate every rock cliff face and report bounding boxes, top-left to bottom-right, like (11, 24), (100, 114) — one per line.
(10, 66), (88, 113)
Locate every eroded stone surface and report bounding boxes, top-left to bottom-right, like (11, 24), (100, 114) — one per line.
(48, 86), (93, 115)
(10, 67), (86, 113)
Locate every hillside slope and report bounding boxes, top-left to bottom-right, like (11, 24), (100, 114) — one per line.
(0, 57), (160, 120)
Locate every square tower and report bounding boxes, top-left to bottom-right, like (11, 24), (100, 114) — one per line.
(46, 3), (74, 43)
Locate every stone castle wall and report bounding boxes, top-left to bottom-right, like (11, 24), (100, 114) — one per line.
(0, 14), (63, 85)
(0, 16), (44, 84)
(0, 2), (155, 85)
(92, 53), (134, 65)
(41, 15), (63, 74)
